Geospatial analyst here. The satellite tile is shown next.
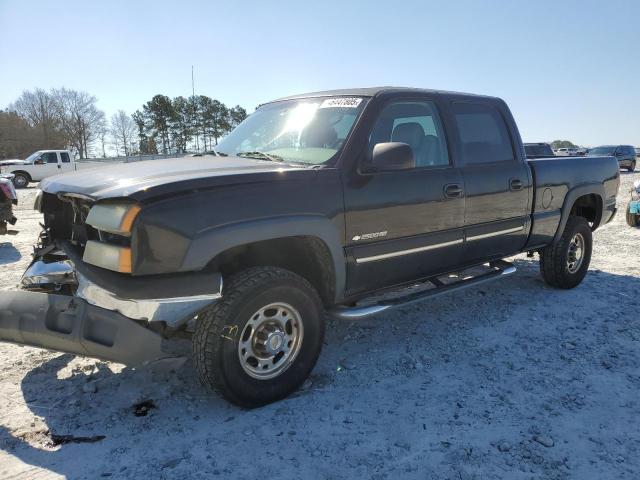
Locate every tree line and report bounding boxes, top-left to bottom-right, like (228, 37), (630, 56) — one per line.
(0, 88), (247, 160)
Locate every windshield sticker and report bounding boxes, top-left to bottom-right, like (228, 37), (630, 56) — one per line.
(319, 97), (363, 109)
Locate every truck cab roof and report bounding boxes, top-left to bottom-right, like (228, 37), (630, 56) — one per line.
(268, 86), (500, 104)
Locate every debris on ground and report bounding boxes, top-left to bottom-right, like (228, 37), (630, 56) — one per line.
(132, 400), (156, 417)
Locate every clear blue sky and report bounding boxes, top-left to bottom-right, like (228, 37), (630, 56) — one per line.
(1, 0), (638, 146)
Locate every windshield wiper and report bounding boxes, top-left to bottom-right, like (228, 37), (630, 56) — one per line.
(235, 151), (316, 168)
(235, 151), (285, 163)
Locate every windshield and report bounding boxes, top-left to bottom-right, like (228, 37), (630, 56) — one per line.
(587, 146), (615, 155)
(24, 151), (43, 163)
(215, 97), (367, 166)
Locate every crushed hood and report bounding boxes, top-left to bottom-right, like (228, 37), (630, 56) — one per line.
(39, 155), (309, 201)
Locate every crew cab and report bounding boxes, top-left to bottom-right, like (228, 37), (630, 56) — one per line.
(0, 150), (101, 188)
(0, 87), (619, 407)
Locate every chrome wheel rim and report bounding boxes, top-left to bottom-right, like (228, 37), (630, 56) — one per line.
(14, 175), (27, 188)
(566, 233), (585, 274)
(238, 302), (304, 380)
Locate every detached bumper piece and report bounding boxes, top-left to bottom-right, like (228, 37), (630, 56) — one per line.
(0, 291), (168, 365)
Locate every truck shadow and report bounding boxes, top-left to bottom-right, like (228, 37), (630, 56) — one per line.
(3, 257), (640, 477)
(0, 242), (21, 265)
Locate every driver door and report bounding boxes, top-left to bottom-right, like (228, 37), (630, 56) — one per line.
(31, 152), (61, 180)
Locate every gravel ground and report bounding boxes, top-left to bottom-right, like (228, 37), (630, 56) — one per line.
(0, 172), (639, 479)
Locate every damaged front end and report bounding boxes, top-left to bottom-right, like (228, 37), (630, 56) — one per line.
(0, 192), (222, 365)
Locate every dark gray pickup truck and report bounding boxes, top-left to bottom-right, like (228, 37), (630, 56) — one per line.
(0, 87), (619, 406)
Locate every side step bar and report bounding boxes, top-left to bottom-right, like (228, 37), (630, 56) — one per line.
(330, 260), (516, 320)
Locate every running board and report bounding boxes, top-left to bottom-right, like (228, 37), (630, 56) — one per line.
(330, 260), (516, 320)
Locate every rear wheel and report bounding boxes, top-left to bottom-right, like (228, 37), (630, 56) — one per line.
(540, 216), (592, 289)
(192, 266), (324, 407)
(12, 173), (29, 189)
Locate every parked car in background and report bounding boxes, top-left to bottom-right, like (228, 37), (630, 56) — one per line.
(0, 87), (621, 406)
(524, 143), (555, 159)
(554, 147), (579, 156)
(635, 147), (640, 158)
(587, 145), (636, 172)
(575, 148), (588, 156)
(0, 150), (102, 188)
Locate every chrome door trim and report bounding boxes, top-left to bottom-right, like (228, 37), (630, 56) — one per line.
(355, 238), (463, 264)
(466, 225), (524, 241)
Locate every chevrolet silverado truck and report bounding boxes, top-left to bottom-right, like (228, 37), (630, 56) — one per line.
(0, 87), (619, 407)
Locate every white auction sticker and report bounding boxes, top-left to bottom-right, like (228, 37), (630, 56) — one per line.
(319, 97), (363, 109)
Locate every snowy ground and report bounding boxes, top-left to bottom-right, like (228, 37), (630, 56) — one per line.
(0, 172), (639, 479)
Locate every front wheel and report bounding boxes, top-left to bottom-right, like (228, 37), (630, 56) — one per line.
(629, 161), (636, 172)
(12, 173), (29, 189)
(192, 266), (325, 407)
(540, 216), (593, 289)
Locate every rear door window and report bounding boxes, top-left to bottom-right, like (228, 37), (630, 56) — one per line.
(452, 103), (515, 164)
(60, 152), (71, 163)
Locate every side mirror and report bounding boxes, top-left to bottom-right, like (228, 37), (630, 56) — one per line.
(370, 142), (415, 171)
(34, 158), (44, 165)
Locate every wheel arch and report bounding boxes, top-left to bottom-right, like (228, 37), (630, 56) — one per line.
(10, 170), (32, 184)
(553, 183), (604, 244)
(183, 215), (346, 305)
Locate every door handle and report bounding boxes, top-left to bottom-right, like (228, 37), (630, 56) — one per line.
(444, 183), (464, 198)
(509, 179), (523, 191)
(58, 165), (61, 169)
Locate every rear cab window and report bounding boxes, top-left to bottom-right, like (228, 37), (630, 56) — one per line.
(451, 102), (515, 165)
(60, 152), (71, 163)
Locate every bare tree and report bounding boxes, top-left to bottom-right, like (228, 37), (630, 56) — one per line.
(10, 89), (64, 147)
(110, 110), (136, 156)
(52, 88), (105, 158)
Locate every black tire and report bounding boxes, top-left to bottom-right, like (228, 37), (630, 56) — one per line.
(12, 172), (29, 189)
(192, 266), (324, 407)
(540, 216), (592, 289)
(629, 161), (636, 172)
(627, 203), (640, 227)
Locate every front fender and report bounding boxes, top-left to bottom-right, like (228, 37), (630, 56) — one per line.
(181, 215), (346, 302)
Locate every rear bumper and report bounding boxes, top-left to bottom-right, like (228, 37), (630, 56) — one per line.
(0, 242), (223, 364)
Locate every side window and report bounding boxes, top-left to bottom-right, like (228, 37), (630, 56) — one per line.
(367, 101), (449, 168)
(60, 152), (71, 163)
(452, 102), (515, 164)
(43, 152), (58, 163)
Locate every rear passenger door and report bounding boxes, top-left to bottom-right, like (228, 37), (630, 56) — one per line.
(343, 98), (466, 295)
(59, 151), (74, 173)
(450, 101), (532, 262)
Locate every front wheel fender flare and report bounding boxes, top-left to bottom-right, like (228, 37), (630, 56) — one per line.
(182, 215), (346, 303)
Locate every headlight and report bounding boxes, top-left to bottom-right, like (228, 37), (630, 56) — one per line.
(83, 240), (132, 273)
(83, 202), (141, 273)
(34, 189), (43, 212)
(85, 202), (141, 236)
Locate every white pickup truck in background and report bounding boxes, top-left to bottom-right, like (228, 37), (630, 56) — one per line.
(0, 150), (105, 188)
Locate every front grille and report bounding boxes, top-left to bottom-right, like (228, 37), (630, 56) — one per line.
(42, 193), (99, 248)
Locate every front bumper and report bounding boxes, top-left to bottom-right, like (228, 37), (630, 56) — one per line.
(0, 291), (166, 365)
(0, 242), (223, 365)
